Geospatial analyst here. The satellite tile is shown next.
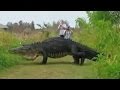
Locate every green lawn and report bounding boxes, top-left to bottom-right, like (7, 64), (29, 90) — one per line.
(0, 56), (97, 79)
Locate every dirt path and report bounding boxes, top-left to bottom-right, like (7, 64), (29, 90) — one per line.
(0, 56), (97, 79)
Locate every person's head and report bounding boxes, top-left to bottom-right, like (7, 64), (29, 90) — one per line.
(65, 20), (69, 25)
(59, 20), (64, 25)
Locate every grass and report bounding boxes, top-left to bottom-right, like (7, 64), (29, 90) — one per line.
(0, 56), (97, 79)
(0, 30), (25, 71)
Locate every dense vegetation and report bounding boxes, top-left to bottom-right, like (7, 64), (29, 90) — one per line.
(76, 11), (120, 78)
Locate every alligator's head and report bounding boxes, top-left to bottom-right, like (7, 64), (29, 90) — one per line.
(9, 44), (40, 60)
(84, 49), (100, 61)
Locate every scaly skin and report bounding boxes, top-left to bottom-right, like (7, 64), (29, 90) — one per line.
(9, 37), (99, 65)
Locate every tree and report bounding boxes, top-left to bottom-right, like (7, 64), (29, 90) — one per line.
(19, 20), (23, 26)
(7, 22), (13, 30)
(87, 11), (120, 26)
(109, 11), (120, 26)
(75, 17), (87, 30)
(37, 24), (42, 28)
(31, 21), (35, 30)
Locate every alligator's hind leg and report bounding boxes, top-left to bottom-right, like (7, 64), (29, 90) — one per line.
(80, 58), (85, 65)
(73, 56), (79, 64)
(71, 45), (85, 65)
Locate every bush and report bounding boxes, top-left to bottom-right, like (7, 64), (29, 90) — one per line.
(0, 30), (24, 71)
(75, 18), (120, 78)
(92, 20), (120, 79)
(0, 29), (54, 71)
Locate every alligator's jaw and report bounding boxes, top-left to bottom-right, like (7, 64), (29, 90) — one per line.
(23, 54), (40, 60)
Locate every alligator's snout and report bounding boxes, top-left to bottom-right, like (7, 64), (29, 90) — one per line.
(8, 47), (23, 54)
(8, 48), (17, 53)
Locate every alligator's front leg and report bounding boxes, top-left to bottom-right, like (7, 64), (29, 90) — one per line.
(41, 55), (48, 64)
(80, 58), (85, 65)
(72, 56), (79, 64)
(40, 49), (48, 64)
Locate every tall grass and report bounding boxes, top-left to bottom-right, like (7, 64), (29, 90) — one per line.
(92, 20), (120, 79)
(0, 29), (52, 71)
(76, 20), (120, 79)
(72, 20), (120, 78)
(0, 29), (24, 70)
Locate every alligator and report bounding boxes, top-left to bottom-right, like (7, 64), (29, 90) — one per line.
(9, 37), (100, 65)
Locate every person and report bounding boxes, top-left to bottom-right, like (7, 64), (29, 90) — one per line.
(64, 25), (73, 39)
(58, 20), (68, 38)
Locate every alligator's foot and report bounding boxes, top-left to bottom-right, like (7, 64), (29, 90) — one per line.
(79, 58), (85, 66)
(40, 61), (47, 65)
(80, 63), (84, 66)
(73, 61), (79, 65)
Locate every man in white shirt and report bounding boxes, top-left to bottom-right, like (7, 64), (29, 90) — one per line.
(58, 20), (68, 38)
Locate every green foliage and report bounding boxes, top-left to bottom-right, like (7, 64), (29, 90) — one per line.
(87, 11), (120, 27)
(75, 11), (120, 78)
(95, 25), (120, 78)
(0, 28), (56, 71)
(75, 17), (88, 30)
(0, 49), (24, 70)
(0, 30), (24, 71)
